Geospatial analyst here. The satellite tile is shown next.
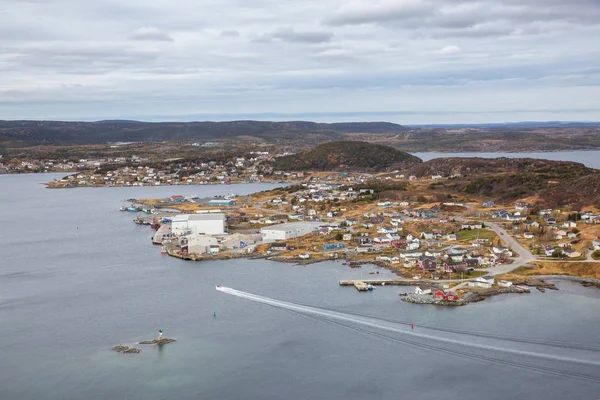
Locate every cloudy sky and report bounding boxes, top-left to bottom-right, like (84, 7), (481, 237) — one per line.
(1, 0), (599, 123)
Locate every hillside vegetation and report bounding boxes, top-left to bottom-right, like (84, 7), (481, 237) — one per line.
(407, 157), (590, 177)
(410, 157), (598, 207)
(0, 120), (406, 147)
(274, 141), (422, 172)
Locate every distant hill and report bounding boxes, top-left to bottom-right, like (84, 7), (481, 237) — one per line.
(406, 157), (591, 177)
(0, 120), (407, 146)
(412, 157), (597, 206)
(273, 141), (422, 172)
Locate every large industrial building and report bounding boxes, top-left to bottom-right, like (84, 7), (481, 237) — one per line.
(261, 222), (321, 242)
(171, 214), (227, 236)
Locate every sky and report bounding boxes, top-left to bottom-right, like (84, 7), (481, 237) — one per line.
(1, 0), (600, 124)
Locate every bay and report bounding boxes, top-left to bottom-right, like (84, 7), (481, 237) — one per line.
(0, 173), (599, 400)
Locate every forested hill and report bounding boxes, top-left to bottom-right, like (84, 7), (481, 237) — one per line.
(0, 120), (407, 146)
(273, 141), (422, 172)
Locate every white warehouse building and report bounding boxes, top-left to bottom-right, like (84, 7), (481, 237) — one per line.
(261, 222), (321, 242)
(171, 214), (227, 236)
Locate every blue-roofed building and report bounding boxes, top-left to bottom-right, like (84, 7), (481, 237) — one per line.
(208, 199), (236, 206)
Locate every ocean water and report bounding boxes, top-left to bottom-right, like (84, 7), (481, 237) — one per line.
(412, 150), (600, 169)
(0, 173), (599, 399)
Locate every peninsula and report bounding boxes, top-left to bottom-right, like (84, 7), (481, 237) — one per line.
(119, 142), (600, 306)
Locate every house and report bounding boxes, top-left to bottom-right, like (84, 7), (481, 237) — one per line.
(562, 221), (577, 229)
(464, 258), (479, 268)
(356, 244), (374, 253)
(450, 255), (464, 263)
(209, 244), (220, 255)
(414, 286), (432, 295)
(492, 246), (509, 254)
(374, 237), (391, 244)
(377, 201), (392, 207)
(433, 289), (446, 300)
(170, 195), (185, 203)
(462, 224), (483, 230)
(483, 201), (495, 208)
(407, 241), (420, 250)
(515, 202), (533, 212)
(444, 292), (459, 301)
(524, 233), (535, 239)
(567, 233), (578, 239)
(593, 238), (600, 251)
(544, 245), (557, 257)
(270, 242), (287, 251)
(445, 234), (457, 241)
(342, 233), (353, 241)
(498, 280), (513, 287)
(468, 276), (493, 289)
(524, 220), (540, 229)
(492, 210), (511, 219)
(420, 232), (435, 240)
(544, 217), (557, 225)
(417, 257), (437, 271)
(378, 227), (398, 234)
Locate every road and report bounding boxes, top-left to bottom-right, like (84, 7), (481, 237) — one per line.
(483, 221), (537, 275)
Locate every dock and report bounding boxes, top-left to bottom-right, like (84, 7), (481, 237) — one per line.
(340, 279), (422, 288)
(339, 279), (425, 291)
(152, 223), (172, 245)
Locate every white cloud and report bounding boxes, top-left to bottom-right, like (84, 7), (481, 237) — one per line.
(437, 45), (461, 54)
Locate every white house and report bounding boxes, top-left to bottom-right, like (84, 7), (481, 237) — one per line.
(468, 276), (493, 289)
(593, 239), (600, 251)
(407, 242), (420, 250)
(493, 246), (509, 254)
(171, 214), (227, 236)
(261, 222), (320, 241)
(414, 286), (432, 295)
(378, 227), (398, 234)
(445, 234), (457, 241)
(498, 280), (513, 287)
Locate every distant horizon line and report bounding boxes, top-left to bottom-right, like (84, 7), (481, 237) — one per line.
(1, 118), (599, 127)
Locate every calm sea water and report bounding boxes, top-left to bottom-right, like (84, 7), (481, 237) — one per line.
(412, 150), (600, 169)
(1, 174), (599, 399)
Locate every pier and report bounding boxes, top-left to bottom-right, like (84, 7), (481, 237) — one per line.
(339, 279), (422, 291)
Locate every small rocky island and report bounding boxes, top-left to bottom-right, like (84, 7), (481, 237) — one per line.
(113, 338), (176, 354)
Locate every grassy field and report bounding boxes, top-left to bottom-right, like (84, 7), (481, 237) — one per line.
(500, 262), (600, 280)
(457, 229), (498, 242)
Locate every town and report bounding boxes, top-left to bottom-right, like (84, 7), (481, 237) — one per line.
(129, 177), (600, 306)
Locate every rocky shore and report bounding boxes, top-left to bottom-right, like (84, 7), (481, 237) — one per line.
(510, 277), (558, 292)
(401, 285), (531, 307)
(401, 293), (467, 306)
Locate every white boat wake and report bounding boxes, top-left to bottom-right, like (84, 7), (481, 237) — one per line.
(216, 285), (600, 381)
